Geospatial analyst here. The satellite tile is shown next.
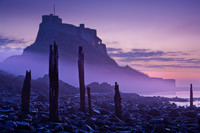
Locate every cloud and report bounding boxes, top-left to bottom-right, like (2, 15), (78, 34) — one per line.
(118, 57), (175, 62)
(105, 41), (120, 45)
(107, 47), (200, 69)
(108, 48), (164, 58)
(0, 35), (28, 62)
(131, 64), (200, 69)
(107, 47), (122, 52)
(146, 65), (200, 69)
(0, 35), (26, 46)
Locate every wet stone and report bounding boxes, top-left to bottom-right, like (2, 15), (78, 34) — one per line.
(94, 118), (105, 126)
(184, 111), (197, 118)
(168, 109), (179, 117)
(148, 109), (161, 116)
(150, 118), (164, 124)
(54, 124), (64, 132)
(16, 121), (34, 131)
(5, 121), (17, 129)
(63, 124), (74, 132)
(81, 124), (95, 132)
(152, 124), (165, 132)
(93, 109), (101, 115)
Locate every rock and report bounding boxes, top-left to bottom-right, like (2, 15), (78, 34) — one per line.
(0, 109), (13, 114)
(85, 118), (98, 130)
(39, 114), (49, 122)
(150, 118), (164, 124)
(54, 124), (64, 132)
(63, 124), (74, 132)
(148, 109), (161, 116)
(184, 111), (197, 118)
(151, 124), (165, 133)
(116, 126), (130, 131)
(0, 118), (5, 124)
(5, 121), (17, 129)
(198, 118), (200, 125)
(168, 109), (179, 117)
(81, 124), (95, 132)
(36, 95), (47, 102)
(99, 125), (108, 132)
(76, 111), (86, 117)
(93, 109), (101, 115)
(8, 113), (18, 121)
(99, 108), (109, 115)
(16, 121), (34, 131)
(94, 118), (105, 126)
(122, 111), (130, 121)
(11, 129), (36, 133)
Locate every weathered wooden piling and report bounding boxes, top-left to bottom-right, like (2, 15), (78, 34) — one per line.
(87, 87), (92, 116)
(190, 84), (193, 109)
(78, 46), (86, 112)
(49, 41), (59, 122)
(114, 82), (122, 119)
(21, 70), (31, 114)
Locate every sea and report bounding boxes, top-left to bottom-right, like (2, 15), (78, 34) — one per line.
(142, 91), (200, 107)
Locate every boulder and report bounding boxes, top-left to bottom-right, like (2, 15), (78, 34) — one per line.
(148, 109), (161, 116)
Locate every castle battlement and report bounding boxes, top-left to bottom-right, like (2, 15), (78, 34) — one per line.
(40, 14), (104, 48)
(42, 14), (62, 24)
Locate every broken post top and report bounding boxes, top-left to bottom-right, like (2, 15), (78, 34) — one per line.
(26, 70), (31, 74)
(87, 87), (90, 92)
(49, 41), (58, 50)
(54, 41), (57, 51)
(78, 46), (84, 61)
(25, 70), (31, 79)
(115, 82), (119, 91)
(79, 46), (83, 53)
(49, 41), (58, 58)
(190, 84), (193, 88)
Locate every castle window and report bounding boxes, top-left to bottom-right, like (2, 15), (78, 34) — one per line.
(98, 41), (101, 45)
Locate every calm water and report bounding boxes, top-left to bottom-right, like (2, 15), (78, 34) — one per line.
(142, 91), (200, 107)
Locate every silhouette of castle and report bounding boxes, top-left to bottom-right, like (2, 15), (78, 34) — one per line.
(40, 14), (106, 54)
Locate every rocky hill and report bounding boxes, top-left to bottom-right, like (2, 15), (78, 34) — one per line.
(0, 70), (115, 97)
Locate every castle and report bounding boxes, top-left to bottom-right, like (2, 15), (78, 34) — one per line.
(40, 14), (107, 55)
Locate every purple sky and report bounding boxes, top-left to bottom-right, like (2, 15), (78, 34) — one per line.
(0, 0), (200, 87)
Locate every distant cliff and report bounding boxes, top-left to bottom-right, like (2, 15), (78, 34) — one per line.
(1, 14), (175, 94)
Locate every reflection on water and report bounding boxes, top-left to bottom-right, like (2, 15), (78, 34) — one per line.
(142, 91), (200, 98)
(170, 100), (200, 107)
(143, 91), (200, 107)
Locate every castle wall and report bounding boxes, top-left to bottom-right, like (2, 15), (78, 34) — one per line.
(79, 26), (97, 46)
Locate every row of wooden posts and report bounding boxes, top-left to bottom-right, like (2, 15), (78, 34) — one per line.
(21, 41), (122, 122)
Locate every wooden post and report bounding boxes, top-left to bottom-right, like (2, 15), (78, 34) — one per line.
(78, 46), (86, 112)
(190, 84), (193, 109)
(21, 70), (31, 114)
(114, 82), (122, 119)
(49, 41), (59, 122)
